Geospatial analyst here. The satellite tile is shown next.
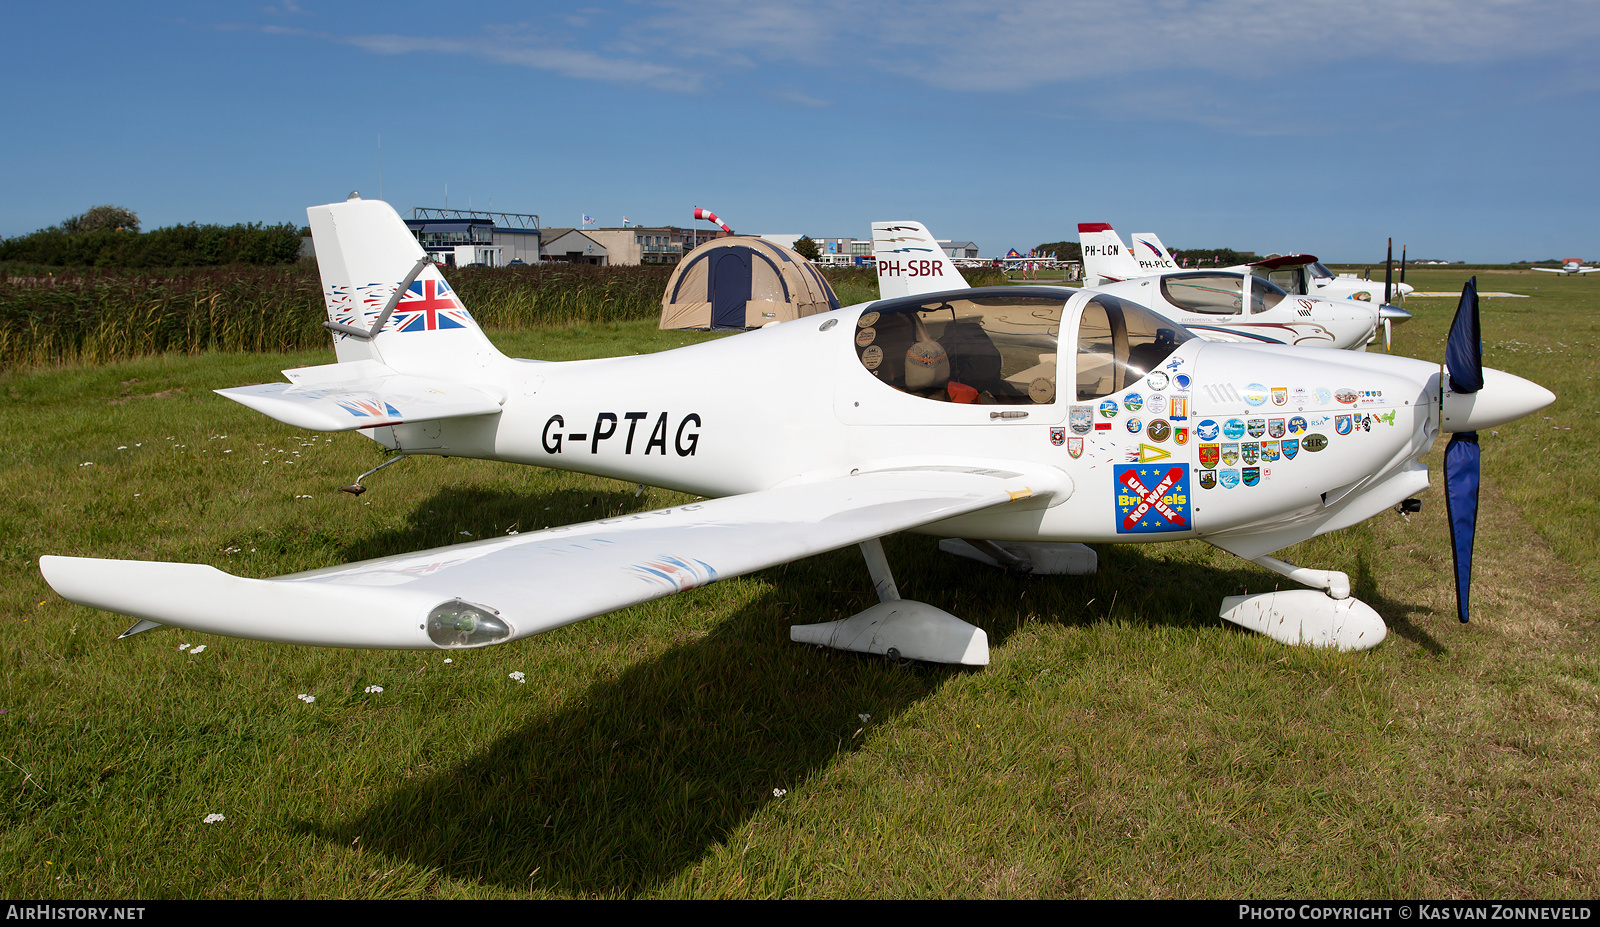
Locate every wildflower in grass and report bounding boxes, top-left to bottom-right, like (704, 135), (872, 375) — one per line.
(365, 685), (383, 694)
(859, 713), (871, 723)
(189, 644), (206, 655)
(460, 531), (473, 537)
(297, 693), (315, 703)
(117, 446), (127, 450)
(203, 813), (225, 824)
(443, 658), (453, 664)
(80, 462), (93, 467)
(509, 671), (526, 683)
(772, 788), (786, 797)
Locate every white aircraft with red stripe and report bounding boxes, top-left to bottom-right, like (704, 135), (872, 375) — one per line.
(41, 196), (1553, 666)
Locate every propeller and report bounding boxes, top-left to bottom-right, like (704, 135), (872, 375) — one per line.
(1382, 239), (1396, 351)
(1443, 277), (1483, 623)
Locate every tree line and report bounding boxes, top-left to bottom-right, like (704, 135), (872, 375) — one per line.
(0, 205), (304, 267)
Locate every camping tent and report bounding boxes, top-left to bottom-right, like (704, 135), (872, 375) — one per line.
(660, 237), (840, 329)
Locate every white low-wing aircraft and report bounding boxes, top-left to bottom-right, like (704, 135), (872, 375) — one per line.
(1081, 223), (1416, 303)
(41, 198), (1554, 664)
(1530, 258), (1598, 276)
(1078, 223), (1412, 351)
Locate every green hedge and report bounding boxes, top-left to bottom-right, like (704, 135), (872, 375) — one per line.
(0, 223), (305, 267)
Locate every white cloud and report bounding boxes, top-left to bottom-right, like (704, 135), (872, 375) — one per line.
(635, 0), (1600, 91)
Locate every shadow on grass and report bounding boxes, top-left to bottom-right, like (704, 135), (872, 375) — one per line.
(308, 490), (1431, 894)
(305, 536), (1345, 895)
(1351, 551), (1446, 654)
(307, 577), (958, 895)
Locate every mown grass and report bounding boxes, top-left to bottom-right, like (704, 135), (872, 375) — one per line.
(2, 271), (1597, 898)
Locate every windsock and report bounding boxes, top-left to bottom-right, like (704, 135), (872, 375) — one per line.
(693, 207), (732, 232)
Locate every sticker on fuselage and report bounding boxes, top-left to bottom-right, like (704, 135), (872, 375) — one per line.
(1114, 464), (1190, 533)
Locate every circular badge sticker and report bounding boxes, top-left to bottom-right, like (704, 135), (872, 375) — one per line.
(1314, 388), (1332, 404)
(1126, 416), (1143, 434)
(857, 310), (880, 328)
(1123, 392), (1144, 412)
(855, 327), (877, 348)
(1145, 370), (1169, 391)
(1100, 399), (1119, 418)
(861, 344), (884, 370)
(1147, 419), (1171, 442)
(1196, 419), (1220, 441)
(1175, 374), (1191, 390)
(1028, 378), (1055, 403)
(1223, 418), (1247, 439)
(1243, 383), (1269, 406)
(1303, 433), (1329, 452)
(1145, 393), (1167, 416)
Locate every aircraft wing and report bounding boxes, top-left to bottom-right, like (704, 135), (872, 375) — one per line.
(41, 464), (1059, 650)
(215, 359), (503, 431)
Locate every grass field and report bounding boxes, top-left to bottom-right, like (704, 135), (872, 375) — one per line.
(2, 269), (1596, 898)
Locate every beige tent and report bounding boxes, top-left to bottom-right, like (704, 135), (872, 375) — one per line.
(660, 237), (840, 329)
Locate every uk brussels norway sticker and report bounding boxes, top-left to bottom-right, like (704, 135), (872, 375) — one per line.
(1114, 464), (1190, 534)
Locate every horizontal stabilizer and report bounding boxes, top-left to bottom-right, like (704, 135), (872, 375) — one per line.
(43, 464), (1060, 650)
(216, 360), (503, 431)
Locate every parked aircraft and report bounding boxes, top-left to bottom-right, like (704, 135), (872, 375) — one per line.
(1081, 223), (1415, 303)
(1076, 224), (1411, 350)
(41, 198), (1553, 665)
(1530, 259), (1598, 276)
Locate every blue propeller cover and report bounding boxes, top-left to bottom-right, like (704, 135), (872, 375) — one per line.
(1444, 432), (1480, 623)
(1446, 277), (1483, 393)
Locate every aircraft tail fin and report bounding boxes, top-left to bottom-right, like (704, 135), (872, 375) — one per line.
(872, 221), (967, 299)
(1078, 223), (1142, 286)
(308, 195), (504, 371)
(1130, 233), (1180, 273)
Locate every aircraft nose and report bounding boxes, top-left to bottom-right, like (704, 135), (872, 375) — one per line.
(1379, 304), (1412, 323)
(1441, 367), (1556, 433)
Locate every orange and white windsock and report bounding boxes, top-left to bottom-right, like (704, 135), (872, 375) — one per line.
(693, 207), (731, 232)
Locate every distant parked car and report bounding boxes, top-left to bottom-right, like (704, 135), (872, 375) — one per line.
(508, 259), (527, 266)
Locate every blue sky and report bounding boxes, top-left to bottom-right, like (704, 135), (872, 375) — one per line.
(8, 1), (1598, 262)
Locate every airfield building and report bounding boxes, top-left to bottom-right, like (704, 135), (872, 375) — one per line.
(584, 225), (734, 266)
